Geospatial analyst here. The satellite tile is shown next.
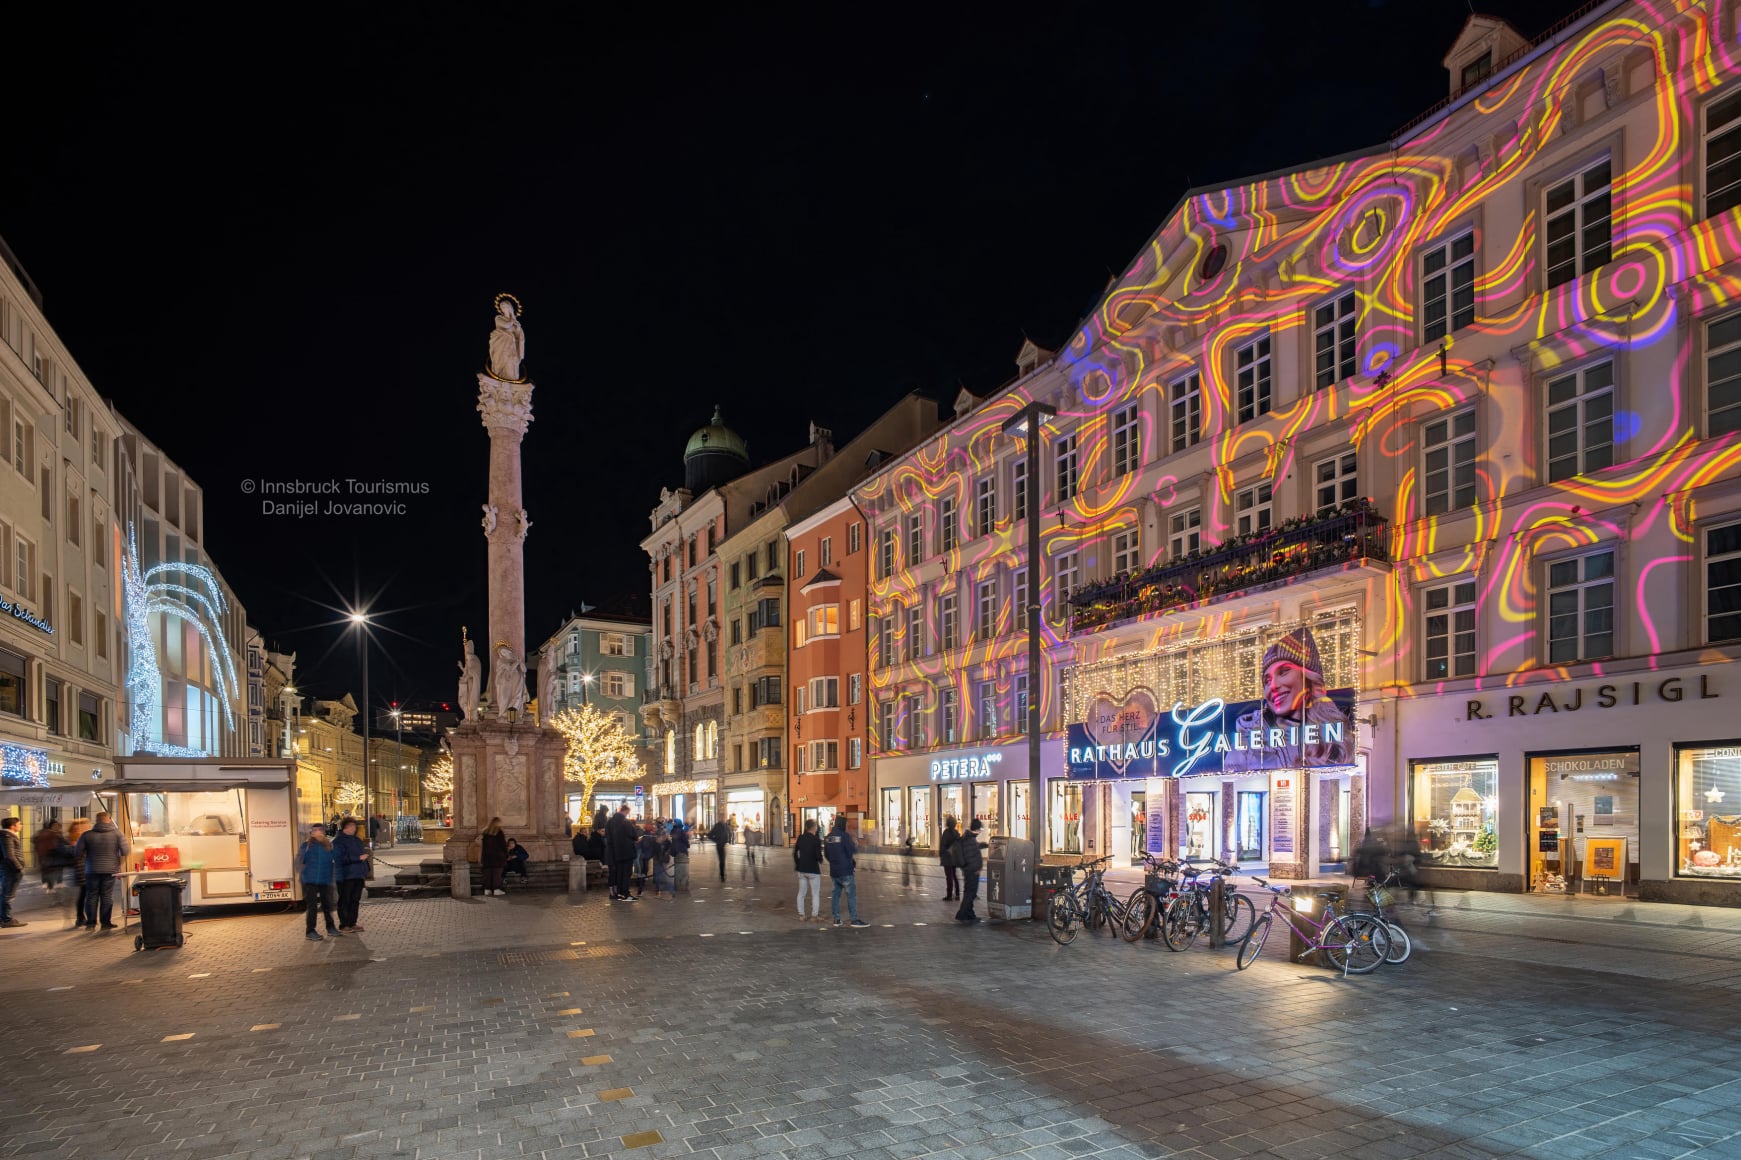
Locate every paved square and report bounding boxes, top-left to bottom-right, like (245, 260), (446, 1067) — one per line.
(2, 852), (1740, 1158)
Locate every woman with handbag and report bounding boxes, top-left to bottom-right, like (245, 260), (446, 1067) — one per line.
(939, 817), (961, 902)
(479, 818), (509, 896)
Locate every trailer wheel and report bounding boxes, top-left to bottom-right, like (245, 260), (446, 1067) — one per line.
(175, 934), (185, 948)
(134, 936), (143, 951)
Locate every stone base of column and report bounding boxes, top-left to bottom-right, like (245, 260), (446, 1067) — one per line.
(444, 718), (570, 869)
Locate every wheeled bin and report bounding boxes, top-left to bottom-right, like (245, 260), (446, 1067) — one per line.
(131, 875), (186, 951)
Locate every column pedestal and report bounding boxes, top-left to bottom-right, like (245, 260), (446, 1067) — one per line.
(444, 718), (571, 871)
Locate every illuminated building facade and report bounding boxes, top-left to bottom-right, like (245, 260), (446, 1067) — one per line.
(533, 606), (658, 821)
(861, 0), (1741, 902)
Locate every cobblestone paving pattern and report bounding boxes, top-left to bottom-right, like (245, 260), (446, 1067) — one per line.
(2, 850), (1740, 1159)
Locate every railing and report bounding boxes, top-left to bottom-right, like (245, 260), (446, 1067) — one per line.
(1069, 502), (1390, 634)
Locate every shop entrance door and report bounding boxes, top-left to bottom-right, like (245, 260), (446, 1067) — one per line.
(1131, 792), (1147, 861)
(940, 785), (965, 832)
(1528, 750), (1640, 894)
(1185, 791), (1217, 859)
(1237, 791), (1267, 862)
(971, 781), (1001, 836)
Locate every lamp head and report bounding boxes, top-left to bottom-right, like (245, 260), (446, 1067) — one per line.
(348, 612), (368, 626)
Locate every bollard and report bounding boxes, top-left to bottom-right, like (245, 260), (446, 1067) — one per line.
(1208, 875), (1225, 949)
(450, 860), (472, 900)
(567, 856), (586, 895)
(1288, 884), (1324, 966)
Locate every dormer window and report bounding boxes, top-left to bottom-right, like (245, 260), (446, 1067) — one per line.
(1460, 51), (1492, 92)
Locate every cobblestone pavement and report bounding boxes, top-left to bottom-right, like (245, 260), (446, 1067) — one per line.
(3, 849), (1741, 1160)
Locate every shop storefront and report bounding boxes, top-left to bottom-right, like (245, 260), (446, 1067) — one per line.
(1399, 659), (1741, 904)
(651, 779), (718, 828)
(868, 741), (1059, 852)
(1063, 612), (1366, 876)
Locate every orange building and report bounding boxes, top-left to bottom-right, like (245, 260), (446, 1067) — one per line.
(784, 495), (869, 835)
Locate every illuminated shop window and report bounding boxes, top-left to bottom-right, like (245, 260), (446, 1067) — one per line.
(1707, 314), (1741, 437)
(1546, 549), (1615, 664)
(909, 786), (932, 847)
(1706, 522), (1741, 644)
(1676, 744), (1741, 878)
(1314, 451), (1358, 513)
(939, 496), (957, 553)
(1423, 409), (1477, 514)
(1112, 529), (1140, 575)
(1545, 361), (1615, 482)
(1111, 404), (1140, 476)
(1049, 779), (1082, 855)
(1422, 231), (1475, 341)
(1410, 758), (1498, 868)
(1313, 291), (1357, 388)
(1054, 434), (1079, 503)
(1544, 157), (1613, 289)
(1706, 91), (1741, 219)
(1235, 482), (1273, 536)
(881, 787), (904, 846)
(1169, 372), (1202, 452)
(1235, 334), (1272, 423)
(1169, 508), (1201, 558)
(1423, 580), (1477, 679)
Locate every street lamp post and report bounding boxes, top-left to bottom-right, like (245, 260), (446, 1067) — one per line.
(581, 671), (594, 707)
(1001, 398), (1055, 918)
(349, 611), (373, 851)
(391, 706), (403, 838)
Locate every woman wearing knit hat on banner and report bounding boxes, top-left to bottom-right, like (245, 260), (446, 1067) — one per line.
(1223, 628), (1353, 774)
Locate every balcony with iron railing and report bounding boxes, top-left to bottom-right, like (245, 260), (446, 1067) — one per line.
(1068, 499), (1390, 635)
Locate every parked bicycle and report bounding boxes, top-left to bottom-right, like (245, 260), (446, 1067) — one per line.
(1119, 854), (1183, 943)
(1326, 871), (1412, 963)
(1160, 858), (1256, 950)
(1236, 876), (1391, 974)
(1046, 855), (1124, 945)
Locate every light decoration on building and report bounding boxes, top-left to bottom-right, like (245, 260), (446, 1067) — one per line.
(0, 742), (50, 787)
(122, 524), (240, 757)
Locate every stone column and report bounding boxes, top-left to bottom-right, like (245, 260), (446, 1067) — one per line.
(477, 374), (532, 667)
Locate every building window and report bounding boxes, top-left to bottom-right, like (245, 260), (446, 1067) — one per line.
(1706, 91), (1741, 219)
(904, 695), (922, 748)
(1423, 580), (1477, 679)
(1013, 568), (1028, 623)
(603, 671), (632, 698)
(940, 687), (958, 744)
(14, 539), (31, 601)
(1110, 404), (1140, 476)
(1411, 758), (1499, 868)
(1112, 529), (1140, 575)
(753, 675), (782, 706)
(758, 737), (782, 768)
(808, 604), (839, 638)
(67, 494), (80, 547)
(819, 537), (832, 567)
(1169, 508), (1201, 558)
(976, 579), (997, 638)
(766, 542), (778, 573)
(1675, 744), (1741, 877)
(1054, 551), (1079, 605)
(1545, 361), (1615, 483)
(849, 523), (862, 554)
(906, 513), (923, 565)
(0, 647), (21, 716)
(1313, 292), (1357, 388)
(1546, 548), (1616, 664)
(975, 477), (997, 536)
(746, 551), (757, 581)
(1314, 452), (1358, 513)
(78, 692), (99, 743)
(732, 686), (742, 715)
(1460, 51), (1492, 91)
(878, 615), (895, 668)
(1234, 483), (1273, 537)
(747, 598), (780, 632)
(69, 591), (82, 646)
(1707, 521), (1741, 643)
(907, 604), (925, 660)
(91, 426), (100, 468)
(1234, 335), (1271, 423)
(977, 681), (996, 739)
(1423, 409), (1477, 514)
(808, 741), (839, 771)
(1012, 458), (1029, 522)
(939, 496), (958, 553)
(1169, 372), (1201, 453)
(1015, 673), (1030, 734)
(730, 561), (740, 589)
(1422, 232), (1475, 342)
(849, 598), (861, 630)
(95, 611), (106, 659)
(879, 528), (896, 579)
(729, 618), (741, 646)
(1054, 435), (1078, 503)
(12, 416), (26, 477)
(1708, 314), (1741, 438)
(91, 513), (104, 567)
(849, 737), (862, 769)
(44, 677), (60, 735)
(795, 549), (806, 579)
(849, 672), (862, 704)
(686, 538), (696, 568)
(1544, 157), (1613, 290)
(878, 700), (896, 751)
(939, 593), (958, 650)
(808, 677), (839, 709)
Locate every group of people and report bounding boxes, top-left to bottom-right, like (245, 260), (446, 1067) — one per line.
(791, 814), (871, 925)
(294, 817), (373, 940)
(0, 813), (131, 931)
(577, 806), (688, 901)
(936, 816), (988, 923)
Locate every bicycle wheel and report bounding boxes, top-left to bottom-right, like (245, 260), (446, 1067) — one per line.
(1221, 894), (1256, 943)
(1046, 892), (1079, 946)
(1161, 894), (1199, 951)
(1084, 891), (1107, 934)
(1094, 895), (1124, 937)
(1323, 915), (1390, 974)
(1383, 920), (1412, 964)
(1120, 889), (1157, 943)
(1236, 915), (1271, 970)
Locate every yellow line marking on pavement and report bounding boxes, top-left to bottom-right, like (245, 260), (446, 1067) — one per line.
(188, 973), (212, 978)
(548, 991), (569, 997)
(600, 1088), (634, 1101)
(251, 1024), (280, 1032)
(252, 968), (271, 973)
(409, 1006), (433, 1013)
(557, 1008), (582, 1015)
(334, 1014), (361, 1021)
(161, 1034), (194, 1042)
(621, 1131), (662, 1149)
(570, 941), (586, 946)
(48, 986), (72, 991)
(580, 1055), (612, 1065)
(64, 1045), (100, 1054)
(567, 1029), (595, 1038)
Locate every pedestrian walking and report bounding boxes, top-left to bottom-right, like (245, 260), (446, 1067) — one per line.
(33, 820), (69, 892)
(824, 815), (868, 927)
(66, 818), (91, 929)
(727, 814), (739, 845)
(793, 819), (823, 921)
(939, 816), (961, 902)
(955, 819), (986, 923)
(333, 818), (370, 932)
(295, 823), (341, 941)
(0, 817), (26, 929)
(479, 818), (508, 896)
(670, 819), (691, 893)
(607, 805), (638, 902)
(75, 811), (129, 931)
(650, 826), (674, 899)
(634, 827), (659, 897)
(709, 817), (730, 880)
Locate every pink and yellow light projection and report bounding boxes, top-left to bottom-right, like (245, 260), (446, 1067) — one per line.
(858, 0), (1741, 755)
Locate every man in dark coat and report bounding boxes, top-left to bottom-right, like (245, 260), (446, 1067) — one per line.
(708, 818), (731, 881)
(607, 806), (639, 902)
(955, 819), (986, 923)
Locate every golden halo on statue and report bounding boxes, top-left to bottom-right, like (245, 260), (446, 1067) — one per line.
(493, 291), (523, 318)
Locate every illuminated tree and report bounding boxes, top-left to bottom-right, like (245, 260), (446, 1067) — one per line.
(422, 752), (454, 811)
(335, 781), (366, 813)
(551, 704), (644, 818)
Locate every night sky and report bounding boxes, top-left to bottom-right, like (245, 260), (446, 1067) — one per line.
(1, 0), (1575, 712)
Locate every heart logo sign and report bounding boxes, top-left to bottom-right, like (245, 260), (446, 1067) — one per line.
(1083, 687), (1161, 775)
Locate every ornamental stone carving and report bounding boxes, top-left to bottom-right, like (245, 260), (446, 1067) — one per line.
(477, 376), (534, 435)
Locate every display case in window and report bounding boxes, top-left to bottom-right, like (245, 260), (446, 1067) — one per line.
(1676, 743), (1741, 878)
(1411, 758), (1499, 867)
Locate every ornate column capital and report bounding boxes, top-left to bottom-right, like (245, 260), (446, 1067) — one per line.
(477, 375), (535, 436)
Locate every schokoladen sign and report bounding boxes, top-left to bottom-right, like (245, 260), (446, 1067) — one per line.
(1065, 625), (1358, 780)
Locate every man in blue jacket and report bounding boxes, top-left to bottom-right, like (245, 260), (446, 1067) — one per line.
(824, 815), (869, 927)
(333, 818), (370, 932)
